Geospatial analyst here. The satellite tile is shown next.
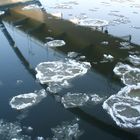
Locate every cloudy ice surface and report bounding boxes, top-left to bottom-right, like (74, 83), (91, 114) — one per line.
(61, 92), (104, 108)
(47, 80), (71, 93)
(117, 84), (140, 101)
(35, 59), (91, 84)
(122, 69), (140, 85)
(10, 89), (47, 110)
(103, 84), (140, 128)
(47, 118), (83, 140)
(113, 62), (140, 85)
(103, 94), (140, 128)
(45, 40), (66, 47)
(0, 119), (31, 140)
(128, 55), (140, 66)
(61, 92), (89, 108)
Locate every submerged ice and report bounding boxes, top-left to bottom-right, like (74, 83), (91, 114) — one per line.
(35, 59), (91, 84)
(103, 85), (140, 128)
(61, 92), (104, 108)
(0, 119), (31, 140)
(47, 118), (83, 140)
(47, 80), (71, 93)
(10, 89), (47, 110)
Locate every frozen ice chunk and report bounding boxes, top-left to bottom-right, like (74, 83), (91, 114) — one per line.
(70, 18), (109, 27)
(122, 70), (140, 85)
(22, 4), (40, 10)
(101, 41), (109, 45)
(45, 37), (54, 41)
(10, 89), (47, 110)
(47, 80), (71, 93)
(118, 84), (140, 101)
(67, 52), (79, 58)
(36, 136), (45, 140)
(35, 59), (91, 84)
(103, 54), (114, 61)
(45, 40), (66, 47)
(0, 119), (31, 140)
(100, 54), (114, 63)
(113, 62), (132, 77)
(103, 94), (140, 128)
(113, 62), (140, 85)
(47, 119), (83, 140)
(52, 3), (72, 9)
(0, 11), (5, 15)
(89, 94), (105, 104)
(120, 42), (134, 49)
(61, 92), (89, 108)
(51, 12), (63, 18)
(128, 55), (140, 66)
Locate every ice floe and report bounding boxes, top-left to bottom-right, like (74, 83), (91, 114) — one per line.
(22, 4), (40, 10)
(9, 89), (47, 110)
(101, 41), (109, 45)
(128, 55), (140, 66)
(100, 54), (114, 63)
(70, 18), (109, 27)
(35, 59), (91, 84)
(45, 40), (66, 47)
(61, 92), (89, 108)
(61, 92), (104, 108)
(0, 11), (5, 16)
(103, 54), (114, 61)
(0, 119), (31, 140)
(113, 63), (140, 85)
(119, 42), (134, 49)
(45, 37), (54, 41)
(67, 52), (79, 58)
(51, 3), (73, 9)
(103, 84), (140, 128)
(51, 12), (63, 18)
(47, 80), (71, 94)
(47, 118), (83, 140)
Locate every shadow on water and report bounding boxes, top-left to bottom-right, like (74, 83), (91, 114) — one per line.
(2, 2), (140, 80)
(0, 17), (139, 140)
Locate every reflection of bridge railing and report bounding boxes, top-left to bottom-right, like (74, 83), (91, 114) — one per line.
(0, 18), (138, 140)
(119, 35), (132, 42)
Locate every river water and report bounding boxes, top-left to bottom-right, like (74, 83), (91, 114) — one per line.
(0, 0), (140, 140)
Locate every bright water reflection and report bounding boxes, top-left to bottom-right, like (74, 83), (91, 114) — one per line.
(40, 0), (140, 44)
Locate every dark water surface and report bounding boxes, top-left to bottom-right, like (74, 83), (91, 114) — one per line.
(0, 1), (140, 140)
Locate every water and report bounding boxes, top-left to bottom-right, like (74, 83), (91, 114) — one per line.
(40, 0), (140, 45)
(0, 0), (140, 139)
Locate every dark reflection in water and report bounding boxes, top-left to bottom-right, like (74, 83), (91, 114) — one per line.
(0, 3), (140, 140)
